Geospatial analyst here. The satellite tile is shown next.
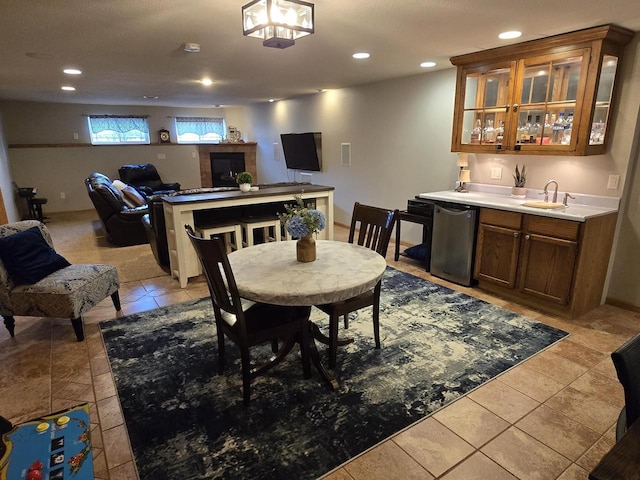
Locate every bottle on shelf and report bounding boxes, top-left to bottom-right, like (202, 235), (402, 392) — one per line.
(542, 113), (552, 144)
(552, 112), (565, 144)
(561, 114), (573, 145)
(483, 119), (495, 143)
(470, 118), (482, 144)
(519, 115), (532, 143)
(495, 120), (504, 144)
(531, 115), (542, 144)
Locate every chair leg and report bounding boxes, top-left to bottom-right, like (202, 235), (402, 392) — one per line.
(240, 348), (252, 406)
(70, 317), (85, 341)
(373, 286), (382, 349)
(217, 330), (226, 375)
(111, 291), (121, 311)
(2, 316), (15, 337)
(271, 339), (279, 353)
(329, 312), (339, 369)
(343, 313), (349, 329)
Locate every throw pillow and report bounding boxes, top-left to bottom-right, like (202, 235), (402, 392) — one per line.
(112, 179), (127, 192)
(0, 226), (70, 284)
(121, 185), (146, 208)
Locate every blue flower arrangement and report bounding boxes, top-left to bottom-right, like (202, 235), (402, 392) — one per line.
(278, 195), (326, 238)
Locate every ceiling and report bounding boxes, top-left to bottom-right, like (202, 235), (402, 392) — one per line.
(1, 0), (639, 108)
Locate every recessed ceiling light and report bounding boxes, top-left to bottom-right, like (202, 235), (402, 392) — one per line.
(201, 78), (214, 86)
(420, 61), (436, 68)
(143, 95), (159, 99)
(63, 68), (82, 75)
(498, 30), (522, 40)
(61, 86), (75, 91)
(352, 52), (370, 59)
(268, 99), (275, 103)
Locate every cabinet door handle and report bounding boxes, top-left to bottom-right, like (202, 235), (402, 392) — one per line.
(525, 234), (530, 240)
(505, 105), (510, 113)
(513, 232), (519, 237)
(512, 104), (519, 112)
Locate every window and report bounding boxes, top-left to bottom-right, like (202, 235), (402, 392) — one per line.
(175, 117), (225, 143)
(88, 116), (150, 145)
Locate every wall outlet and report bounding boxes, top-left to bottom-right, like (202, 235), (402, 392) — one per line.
(72, 132), (79, 140)
(60, 192), (66, 199)
(157, 153), (166, 160)
(607, 174), (620, 190)
(191, 151), (197, 159)
(491, 167), (502, 179)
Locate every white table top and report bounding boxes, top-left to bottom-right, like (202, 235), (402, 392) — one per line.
(228, 240), (387, 306)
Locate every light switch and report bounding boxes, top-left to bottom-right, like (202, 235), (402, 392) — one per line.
(491, 167), (502, 179)
(607, 174), (620, 190)
(157, 153), (166, 160)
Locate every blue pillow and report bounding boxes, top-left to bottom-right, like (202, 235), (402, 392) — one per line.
(0, 226), (70, 285)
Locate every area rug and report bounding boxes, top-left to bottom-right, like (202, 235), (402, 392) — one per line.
(100, 267), (569, 480)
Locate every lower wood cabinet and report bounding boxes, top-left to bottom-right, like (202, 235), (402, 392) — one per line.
(474, 208), (617, 319)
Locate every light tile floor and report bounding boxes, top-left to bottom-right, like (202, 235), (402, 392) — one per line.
(0, 224), (636, 480)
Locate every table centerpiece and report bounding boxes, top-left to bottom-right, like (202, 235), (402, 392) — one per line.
(279, 195), (326, 262)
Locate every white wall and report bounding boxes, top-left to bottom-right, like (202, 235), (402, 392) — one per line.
(246, 69), (459, 234)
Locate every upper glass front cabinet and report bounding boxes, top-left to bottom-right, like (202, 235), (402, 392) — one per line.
(451, 25), (633, 156)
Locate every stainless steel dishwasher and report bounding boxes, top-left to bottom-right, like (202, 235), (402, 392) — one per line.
(430, 202), (479, 286)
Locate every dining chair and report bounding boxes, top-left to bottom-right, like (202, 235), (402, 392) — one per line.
(611, 333), (640, 441)
(185, 225), (311, 405)
(317, 202), (399, 369)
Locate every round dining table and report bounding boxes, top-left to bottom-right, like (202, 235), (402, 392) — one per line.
(228, 239), (387, 388)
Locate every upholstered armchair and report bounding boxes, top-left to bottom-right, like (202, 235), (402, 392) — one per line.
(0, 221), (121, 341)
(118, 164), (180, 198)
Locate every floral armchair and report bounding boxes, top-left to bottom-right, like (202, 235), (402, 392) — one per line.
(0, 221), (121, 341)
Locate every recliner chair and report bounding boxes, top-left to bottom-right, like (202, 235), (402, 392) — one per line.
(118, 164), (180, 198)
(85, 172), (149, 246)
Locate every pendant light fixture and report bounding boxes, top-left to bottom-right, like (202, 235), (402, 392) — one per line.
(242, 0), (314, 49)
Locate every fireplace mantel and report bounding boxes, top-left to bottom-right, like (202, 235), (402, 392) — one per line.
(198, 143), (257, 188)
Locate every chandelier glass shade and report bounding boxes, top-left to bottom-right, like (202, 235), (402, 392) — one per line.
(242, 0), (314, 49)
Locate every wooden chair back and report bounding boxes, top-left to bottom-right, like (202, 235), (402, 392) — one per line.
(348, 202), (399, 256)
(185, 225), (243, 319)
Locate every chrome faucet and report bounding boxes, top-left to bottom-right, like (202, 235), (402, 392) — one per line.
(541, 179), (559, 203)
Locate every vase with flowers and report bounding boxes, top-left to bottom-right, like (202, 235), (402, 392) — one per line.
(278, 195), (326, 262)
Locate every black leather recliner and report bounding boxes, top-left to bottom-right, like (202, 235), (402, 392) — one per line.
(85, 173), (149, 246)
(118, 164), (180, 198)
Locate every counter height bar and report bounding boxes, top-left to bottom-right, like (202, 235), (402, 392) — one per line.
(163, 184), (335, 287)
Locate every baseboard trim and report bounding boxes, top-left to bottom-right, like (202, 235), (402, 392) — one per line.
(606, 297), (640, 313)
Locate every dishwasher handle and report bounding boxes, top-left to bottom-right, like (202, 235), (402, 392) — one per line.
(434, 204), (474, 216)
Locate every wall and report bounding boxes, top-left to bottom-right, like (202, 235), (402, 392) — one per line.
(0, 101), (246, 212)
(245, 68), (459, 233)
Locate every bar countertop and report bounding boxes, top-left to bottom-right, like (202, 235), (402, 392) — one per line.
(418, 184), (619, 222)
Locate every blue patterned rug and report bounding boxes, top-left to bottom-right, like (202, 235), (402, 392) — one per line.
(100, 267), (568, 480)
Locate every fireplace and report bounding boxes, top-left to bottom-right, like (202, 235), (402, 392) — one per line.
(198, 143), (257, 188)
(210, 152), (245, 187)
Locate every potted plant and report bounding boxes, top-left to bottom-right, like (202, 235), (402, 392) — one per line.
(236, 171), (253, 192)
(512, 164), (527, 197)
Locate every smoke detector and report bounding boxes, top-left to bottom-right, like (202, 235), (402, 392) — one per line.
(183, 43), (201, 53)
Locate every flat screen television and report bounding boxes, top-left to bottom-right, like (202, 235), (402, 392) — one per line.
(280, 132), (322, 171)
